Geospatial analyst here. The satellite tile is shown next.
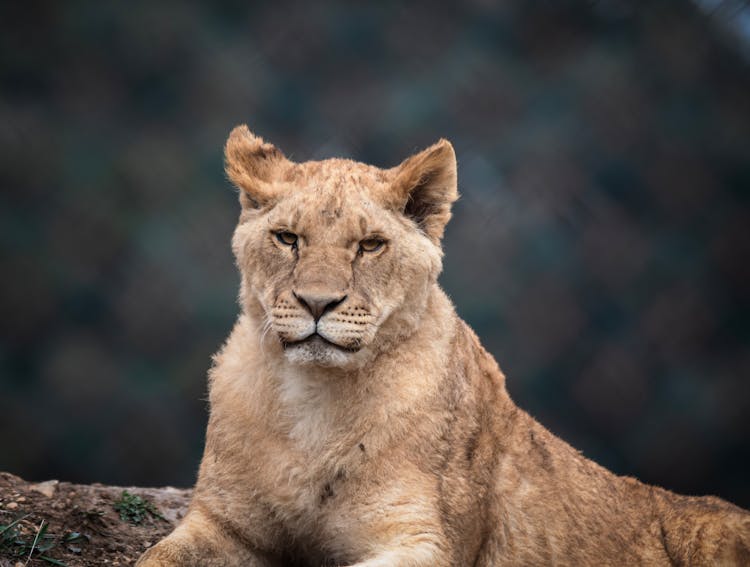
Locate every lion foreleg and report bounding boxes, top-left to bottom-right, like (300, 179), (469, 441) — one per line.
(136, 508), (277, 567)
(346, 537), (449, 567)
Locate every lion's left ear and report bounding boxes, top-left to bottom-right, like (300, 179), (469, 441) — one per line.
(389, 139), (458, 243)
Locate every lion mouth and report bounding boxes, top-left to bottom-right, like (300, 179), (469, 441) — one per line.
(282, 333), (360, 353)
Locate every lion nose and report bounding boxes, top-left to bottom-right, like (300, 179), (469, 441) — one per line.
(293, 291), (347, 321)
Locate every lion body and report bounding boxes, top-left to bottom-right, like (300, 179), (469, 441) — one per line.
(138, 127), (749, 566)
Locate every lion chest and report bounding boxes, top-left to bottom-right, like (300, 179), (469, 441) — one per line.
(239, 380), (377, 550)
(245, 430), (376, 562)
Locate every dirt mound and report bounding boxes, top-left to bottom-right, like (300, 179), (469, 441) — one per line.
(0, 472), (190, 566)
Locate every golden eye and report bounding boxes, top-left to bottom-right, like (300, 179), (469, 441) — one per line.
(276, 231), (298, 247)
(359, 238), (384, 253)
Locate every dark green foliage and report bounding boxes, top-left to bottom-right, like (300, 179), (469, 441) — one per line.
(0, 515), (83, 565)
(113, 491), (164, 525)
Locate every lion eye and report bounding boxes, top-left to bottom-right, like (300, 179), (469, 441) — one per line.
(276, 231), (298, 247)
(359, 238), (384, 253)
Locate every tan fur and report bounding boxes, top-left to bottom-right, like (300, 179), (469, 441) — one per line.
(137, 126), (750, 566)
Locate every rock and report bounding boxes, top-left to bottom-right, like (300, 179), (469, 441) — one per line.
(0, 471), (192, 566)
(30, 479), (59, 498)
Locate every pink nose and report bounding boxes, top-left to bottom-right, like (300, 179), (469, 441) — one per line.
(293, 291), (347, 320)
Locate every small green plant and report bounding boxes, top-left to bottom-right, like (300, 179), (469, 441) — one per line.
(0, 515), (81, 566)
(113, 491), (164, 524)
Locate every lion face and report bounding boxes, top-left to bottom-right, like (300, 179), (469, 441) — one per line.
(226, 126), (458, 368)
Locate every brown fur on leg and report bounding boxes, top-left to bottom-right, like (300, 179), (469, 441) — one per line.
(136, 507), (279, 567)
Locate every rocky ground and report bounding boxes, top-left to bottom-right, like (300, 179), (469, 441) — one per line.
(0, 473), (190, 567)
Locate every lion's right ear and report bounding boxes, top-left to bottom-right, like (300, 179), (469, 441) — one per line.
(224, 125), (289, 209)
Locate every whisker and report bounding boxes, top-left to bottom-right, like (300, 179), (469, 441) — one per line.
(259, 313), (273, 356)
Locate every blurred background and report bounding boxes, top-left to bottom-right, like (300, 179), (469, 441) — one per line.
(1, 1), (749, 507)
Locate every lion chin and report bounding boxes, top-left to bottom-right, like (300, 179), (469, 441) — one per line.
(282, 334), (363, 368)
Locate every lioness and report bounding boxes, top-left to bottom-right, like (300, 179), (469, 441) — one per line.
(138, 126), (749, 566)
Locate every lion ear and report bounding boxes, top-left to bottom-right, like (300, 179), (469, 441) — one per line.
(224, 125), (289, 209)
(389, 139), (458, 242)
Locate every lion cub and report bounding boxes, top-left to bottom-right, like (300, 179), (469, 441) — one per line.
(138, 126), (749, 566)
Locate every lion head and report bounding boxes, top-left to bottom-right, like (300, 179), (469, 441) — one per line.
(226, 125), (458, 368)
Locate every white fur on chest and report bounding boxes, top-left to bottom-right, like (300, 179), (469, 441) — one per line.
(266, 365), (368, 544)
(277, 365), (347, 452)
